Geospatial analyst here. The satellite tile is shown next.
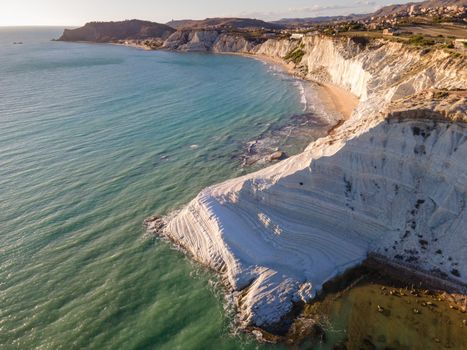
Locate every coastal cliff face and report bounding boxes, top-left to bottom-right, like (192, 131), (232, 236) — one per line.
(162, 30), (260, 52)
(146, 34), (467, 330)
(160, 31), (464, 100)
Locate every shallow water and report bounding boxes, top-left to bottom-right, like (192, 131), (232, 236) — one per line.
(327, 283), (467, 349)
(293, 264), (467, 350)
(0, 27), (313, 349)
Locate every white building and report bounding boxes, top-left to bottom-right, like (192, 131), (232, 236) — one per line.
(290, 33), (304, 40)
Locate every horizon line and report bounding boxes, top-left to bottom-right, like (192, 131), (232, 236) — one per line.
(0, 24), (80, 27)
(0, 10), (375, 28)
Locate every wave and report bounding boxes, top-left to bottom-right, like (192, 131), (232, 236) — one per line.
(294, 81), (307, 112)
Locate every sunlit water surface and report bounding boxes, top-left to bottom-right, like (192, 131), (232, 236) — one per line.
(0, 27), (310, 349)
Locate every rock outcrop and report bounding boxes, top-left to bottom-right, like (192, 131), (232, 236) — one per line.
(146, 34), (467, 331)
(162, 30), (261, 52)
(163, 30), (219, 51)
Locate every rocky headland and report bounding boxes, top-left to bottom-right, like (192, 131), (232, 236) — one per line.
(59, 20), (467, 337)
(146, 32), (466, 333)
(58, 20), (175, 45)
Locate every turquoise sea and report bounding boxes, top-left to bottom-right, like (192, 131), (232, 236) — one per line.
(0, 27), (310, 349)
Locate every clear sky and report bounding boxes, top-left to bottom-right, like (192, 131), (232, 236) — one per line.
(1, 0), (417, 26)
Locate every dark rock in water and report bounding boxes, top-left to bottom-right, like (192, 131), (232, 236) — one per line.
(269, 151), (286, 161)
(361, 337), (377, 350)
(236, 112), (334, 168)
(144, 215), (164, 232)
(309, 323), (326, 343)
(333, 342), (348, 350)
(247, 140), (257, 154)
(376, 334), (387, 343)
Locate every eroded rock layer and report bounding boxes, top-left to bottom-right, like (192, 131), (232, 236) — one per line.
(147, 35), (467, 330)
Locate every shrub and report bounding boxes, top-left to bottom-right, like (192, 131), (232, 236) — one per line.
(408, 34), (435, 46)
(350, 23), (364, 31)
(350, 36), (370, 47)
(285, 47), (305, 64)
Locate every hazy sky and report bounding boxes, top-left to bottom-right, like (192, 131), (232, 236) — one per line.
(1, 0), (417, 26)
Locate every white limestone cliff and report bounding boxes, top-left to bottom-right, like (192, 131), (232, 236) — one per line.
(149, 34), (467, 331)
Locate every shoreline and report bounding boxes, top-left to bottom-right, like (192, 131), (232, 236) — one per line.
(71, 40), (360, 124)
(82, 40), (359, 171)
(149, 211), (467, 346)
(227, 51), (359, 121)
(112, 40), (466, 344)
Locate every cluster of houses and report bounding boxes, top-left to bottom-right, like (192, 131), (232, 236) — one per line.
(180, 4), (467, 47)
(407, 4), (465, 18)
(365, 4), (466, 27)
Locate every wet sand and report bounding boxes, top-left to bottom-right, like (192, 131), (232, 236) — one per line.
(252, 53), (358, 120)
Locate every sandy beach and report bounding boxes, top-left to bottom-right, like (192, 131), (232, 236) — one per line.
(268, 53), (360, 120)
(230, 52), (359, 121)
(318, 82), (359, 119)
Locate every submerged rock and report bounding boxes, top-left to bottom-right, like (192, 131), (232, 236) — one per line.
(268, 151), (286, 161)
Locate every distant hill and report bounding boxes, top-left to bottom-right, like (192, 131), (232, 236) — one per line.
(273, 0), (465, 26)
(371, 0), (466, 18)
(166, 17), (283, 30)
(57, 0), (466, 44)
(58, 20), (176, 42)
(273, 14), (369, 26)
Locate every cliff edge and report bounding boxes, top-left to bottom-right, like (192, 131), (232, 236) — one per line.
(145, 35), (467, 332)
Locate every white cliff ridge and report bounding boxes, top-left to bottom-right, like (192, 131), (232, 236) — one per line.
(147, 34), (467, 330)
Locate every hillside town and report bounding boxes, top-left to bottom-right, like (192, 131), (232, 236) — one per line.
(176, 3), (467, 51)
(365, 3), (466, 27)
(262, 3), (467, 52)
